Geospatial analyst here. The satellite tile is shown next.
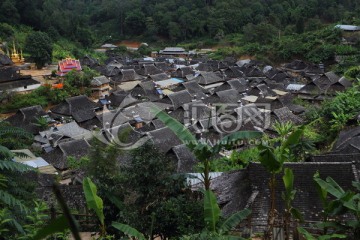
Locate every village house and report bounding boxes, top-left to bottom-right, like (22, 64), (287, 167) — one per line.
(158, 47), (188, 58)
(90, 75), (110, 98)
(56, 58), (82, 76)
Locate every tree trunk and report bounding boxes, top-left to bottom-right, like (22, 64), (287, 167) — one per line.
(204, 159), (211, 190)
(265, 173), (277, 240)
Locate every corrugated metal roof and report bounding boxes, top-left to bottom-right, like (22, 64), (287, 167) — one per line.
(155, 78), (184, 88)
(162, 47), (186, 52)
(286, 84), (305, 91)
(335, 25), (360, 31)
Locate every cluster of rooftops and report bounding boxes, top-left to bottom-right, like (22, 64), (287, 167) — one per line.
(4, 52), (360, 231)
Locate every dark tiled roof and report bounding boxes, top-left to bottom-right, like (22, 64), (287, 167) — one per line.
(151, 119), (166, 129)
(173, 66), (195, 78)
(256, 83), (277, 97)
(114, 69), (144, 82)
(283, 60), (308, 71)
(154, 62), (173, 72)
(6, 105), (47, 134)
(188, 72), (224, 85)
(195, 63), (215, 72)
(42, 139), (90, 170)
(216, 89), (242, 104)
(147, 127), (183, 153)
(51, 95), (100, 123)
(211, 170), (251, 217)
(171, 144), (198, 173)
(149, 73), (170, 81)
(136, 64), (163, 76)
(131, 81), (159, 101)
(80, 55), (99, 68)
(182, 81), (206, 95)
(298, 82), (321, 95)
(227, 78), (248, 93)
(108, 90), (128, 107)
(36, 185), (86, 210)
(273, 107), (303, 124)
(334, 126), (360, 151)
(224, 66), (245, 79)
(98, 110), (131, 128)
(0, 53), (13, 66)
(168, 90), (193, 110)
(248, 162), (356, 230)
(91, 75), (110, 86)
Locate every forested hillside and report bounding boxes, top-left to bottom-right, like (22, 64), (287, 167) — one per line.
(1, 0), (359, 44)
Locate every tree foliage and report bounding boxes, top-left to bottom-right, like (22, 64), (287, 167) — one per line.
(25, 31), (53, 69)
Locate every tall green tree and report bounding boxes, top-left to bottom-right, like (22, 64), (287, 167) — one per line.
(25, 31), (53, 69)
(258, 125), (306, 239)
(0, 125), (35, 236)
(118, 142), (204, 239)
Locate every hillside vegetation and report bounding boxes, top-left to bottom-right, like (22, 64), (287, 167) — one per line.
(1, 0), (359, 44)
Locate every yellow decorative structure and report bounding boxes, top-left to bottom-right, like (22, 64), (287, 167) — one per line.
(10, 41), (24, 64)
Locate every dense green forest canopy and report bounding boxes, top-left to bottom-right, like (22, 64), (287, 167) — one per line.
(0, 0), (359, 44)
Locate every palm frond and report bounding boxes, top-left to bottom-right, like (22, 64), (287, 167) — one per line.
(0, 160), (33, 172)
(0, 126), (33, 140)
(0, 145), (14, 161)
(0, 189), (29, 214)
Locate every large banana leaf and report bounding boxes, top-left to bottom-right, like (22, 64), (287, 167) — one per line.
(33, 216), (69, 240)
(313, 172), (328, 207)
(203, 190), (221, 232)
(219, 209), (251, 234)
(211, 131), (263, 154)
(82, 177), (104, 226)
(281, 125), (305, 152)
(152, 106), (197, 149)
(112, 222), (145, 240)
(298, 227), (347, 240)
(258, 144), (282, 173)
(314, 176), (345, 199)
(283, 168), (294, 194)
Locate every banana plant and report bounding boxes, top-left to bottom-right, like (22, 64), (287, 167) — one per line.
(258, 125), (305, 239)
(112, 222), (146, 240)
(297, 227), (346, 240)
(152, 106), (263, 190)
(201, 189), (251, 239)
(314, 173), (360, 237)
(83, 177), (106, 236)
(282, 168), (303, 240)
